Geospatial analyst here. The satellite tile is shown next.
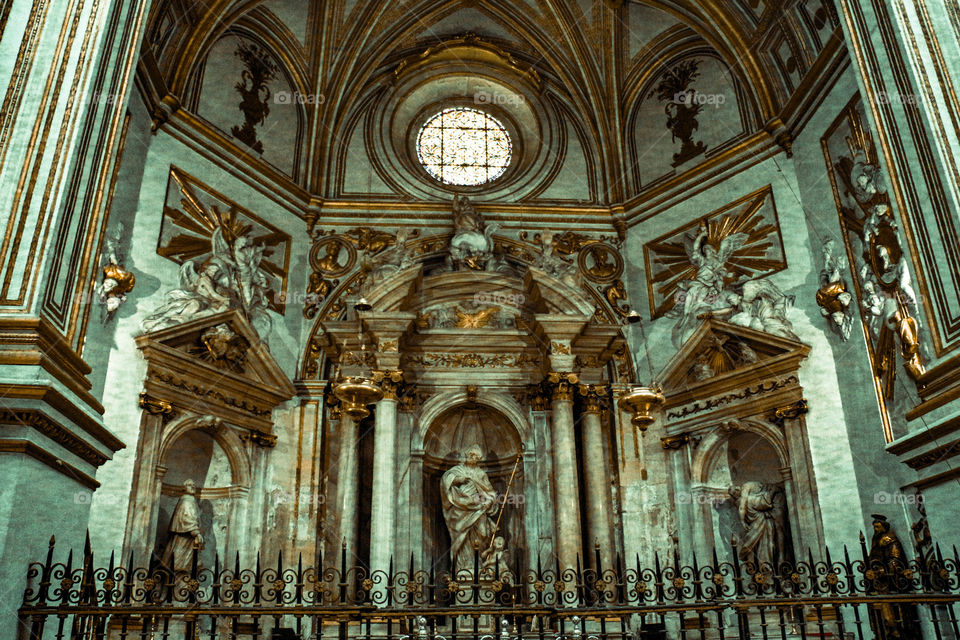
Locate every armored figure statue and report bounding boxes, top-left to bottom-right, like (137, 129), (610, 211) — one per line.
(440, 445), (500, 577)
(866, 515), (921, 639)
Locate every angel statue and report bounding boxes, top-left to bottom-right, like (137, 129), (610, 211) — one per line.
(141, 260), (232, 333)
(209, 228), (274, 338)
(447, 196), (499, 271)
(671, 222), (748, 347)
(142, 227), (276, 339)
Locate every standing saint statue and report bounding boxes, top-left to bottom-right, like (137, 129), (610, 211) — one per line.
(161, 478), (205, 573)
(729, 481), (786, 569)
(441, 445), (500, 577)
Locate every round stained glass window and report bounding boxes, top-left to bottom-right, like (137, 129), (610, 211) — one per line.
(416, 107), (512, 186)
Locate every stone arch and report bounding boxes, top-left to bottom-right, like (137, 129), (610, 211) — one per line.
(158, 415), (253, 489)
(415, 390), (531, 453)
(689, 419), (788, 487)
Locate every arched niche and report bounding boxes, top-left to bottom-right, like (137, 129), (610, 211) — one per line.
(154, 417), (252, 569)
(659, 320), (823, 564)
(688, 421), (794, 564)
(413, 393), (529, 575)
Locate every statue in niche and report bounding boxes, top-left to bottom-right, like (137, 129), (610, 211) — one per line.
(816, 239), (854, 341)
(447, 196), (499, 271)
(440, 445), (501, 577)
(728, 482), (786, 569)
(161, 479), (205, 573)
(866, 514), (922, 639)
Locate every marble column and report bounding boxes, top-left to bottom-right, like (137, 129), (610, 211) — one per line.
(549, 374), (582, 569)
(335, 413), (360, 561)
(578, 384), (614, 569)
(369, 374), (402, 589)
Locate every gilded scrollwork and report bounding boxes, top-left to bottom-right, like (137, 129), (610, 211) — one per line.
(404, 352), (539, 369)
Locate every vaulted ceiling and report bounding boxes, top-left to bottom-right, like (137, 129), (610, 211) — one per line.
(141, 0), (842, 204)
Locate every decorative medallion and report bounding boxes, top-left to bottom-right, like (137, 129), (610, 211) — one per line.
(309, 236), (357, 277)
(578, 242), (623, 283)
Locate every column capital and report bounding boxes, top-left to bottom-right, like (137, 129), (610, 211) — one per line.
(371, 369), (404, 400)
(577, 383), (609, 413)
(661, 434), (691, 450)
(545, 371), (579, 403)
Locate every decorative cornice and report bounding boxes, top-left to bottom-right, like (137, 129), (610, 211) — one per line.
(666, 376), (799, 421)
(0, 439), (99, 489)
(0, 409), (109, 467)
(904, 439), (960, 471)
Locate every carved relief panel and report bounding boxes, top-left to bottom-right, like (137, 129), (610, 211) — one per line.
(821, 97), (928, 441)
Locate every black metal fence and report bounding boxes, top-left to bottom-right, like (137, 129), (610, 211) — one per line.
(17, 534), (960, 639)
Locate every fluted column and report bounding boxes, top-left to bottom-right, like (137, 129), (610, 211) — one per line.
(578, 384), (614, 569)
(369, 372), (402, 587)
(548, 373), (582, 569)
(335, 412), (360, 561)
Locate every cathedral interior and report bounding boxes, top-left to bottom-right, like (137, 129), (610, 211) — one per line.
(3, 1), (960, 639)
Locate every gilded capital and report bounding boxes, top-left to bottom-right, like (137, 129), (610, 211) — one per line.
(546, 372), (579, 403)
(577, 383), (609, 413)
(372, 369), (404, 400)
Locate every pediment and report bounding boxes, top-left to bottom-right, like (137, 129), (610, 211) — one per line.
(136, 310), (295, 429)
(659, 319), (810, 399)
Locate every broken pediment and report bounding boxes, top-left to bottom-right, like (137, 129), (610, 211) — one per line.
(136, 310), (296, 431)
(660, 319), (810, 399)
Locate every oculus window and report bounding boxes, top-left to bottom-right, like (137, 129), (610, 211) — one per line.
(416, 107), (512, 186)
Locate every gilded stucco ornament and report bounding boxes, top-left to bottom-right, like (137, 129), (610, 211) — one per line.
(816, 240), (854, 341)
(96, 224), (136, 321)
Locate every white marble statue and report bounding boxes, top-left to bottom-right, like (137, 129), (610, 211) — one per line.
(161, 479), (205, 573)
(479, 535), (511, 580)
(729, 482), (786, 569)
(672, 223), (748, 347)
(142, 228), (275, 338)
(447, 196), (499, 271)
(141, 260), (232, 332)
(361, 227), (415, 286)
(533, 230), (579, 287)
(441, 445), (500, 577)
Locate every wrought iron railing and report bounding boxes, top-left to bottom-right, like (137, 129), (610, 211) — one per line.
(17, 534), (960, 639)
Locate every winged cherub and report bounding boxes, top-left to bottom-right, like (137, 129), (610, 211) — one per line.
(672, 222), (748, 348)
